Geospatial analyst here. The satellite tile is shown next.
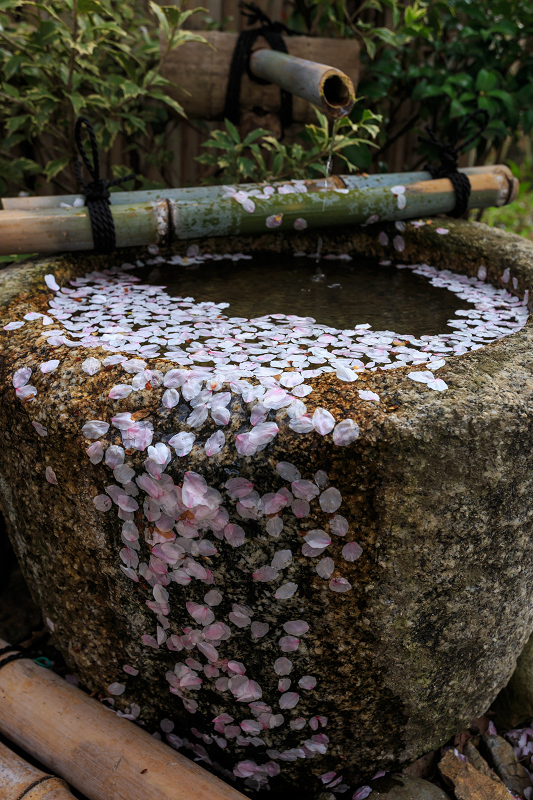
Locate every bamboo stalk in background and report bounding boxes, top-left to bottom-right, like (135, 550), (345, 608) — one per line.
(0, 739), (76, 800)
(0, 166), (518, 256)
(0, 638), (247, 800)
(1, 166), (509, 211)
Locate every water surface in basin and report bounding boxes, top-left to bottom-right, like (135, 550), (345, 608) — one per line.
(135, 253), (471, 338)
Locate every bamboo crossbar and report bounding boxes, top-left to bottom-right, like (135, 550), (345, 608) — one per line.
(0, 638), (247, 800)
(0, 166), (518, 256)
(0, 166), (508, 211)
(0, 739), (75, 800)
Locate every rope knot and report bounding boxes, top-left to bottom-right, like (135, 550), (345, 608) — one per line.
(74, 117), (135, 254)
(418, 109), (489, 218)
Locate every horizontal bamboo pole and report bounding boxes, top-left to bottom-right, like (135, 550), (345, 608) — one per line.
(0, 739), (75, 800)
(249, 49), (355, 118)
(1, 166), (513, 212)
(0, 167), (516, 256)
(0, 200), (170, 255)
(0, 638), (247, 800)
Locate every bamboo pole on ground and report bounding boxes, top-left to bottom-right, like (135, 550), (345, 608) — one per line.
(1, 166), (506, 211)
(0, 167), (518, 256)
(0, 739), (76, 800)
(0, 638), (247, 800)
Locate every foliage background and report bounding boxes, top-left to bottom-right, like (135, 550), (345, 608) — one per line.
(0, 0), (532, 225)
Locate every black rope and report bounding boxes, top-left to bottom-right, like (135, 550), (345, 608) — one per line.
(74, 117), (136, 255)
(223, 2), (300, 132)
(418, 109), (489, 218)
(0, 645), (24, 670)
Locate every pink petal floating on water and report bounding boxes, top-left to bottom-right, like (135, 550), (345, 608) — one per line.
(279, 635), (299, 652)
(275, 582), (298, 599)
(186, 601), (215, 626)
(342, 541), (363, 561)
(294, 218), (307, 231)
(329, 577), (352, 593)
(141, 634), (159, 649)
(319, 487), (342, 513)
(316, 557), (335, 578)
(299, 675), (317, 690)
(333, 419), (360, 446)
(160, 718), (174, 733)
(266, 213), (283, 229)
(40, 360), (60, 374)
(477, 265), (487, 281)
(93, 494), (112, 512)
(358, 390), (380, 402)
(279, 692), (299, 709)
(108, 682), (125, 696)
(109, 384), (133, 399)
(378, 232), (389, 246)
(45, 466), (58, 484)
(123, 664), (139, 676)
(44, 274), (60, 291)
(13, 367), (32, 388)
(198, 641), (219, 662)
(277, 461), (301, 482)
(182, 471), (208, 507)
(4, 321), (25, 330)
(436, 227), (449, 235)
(312, 407), (335, 435)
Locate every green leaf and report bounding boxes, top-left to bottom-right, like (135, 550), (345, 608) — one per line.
(224, 119), (241, 145)
(476, 69), (498, 92)
(43, 156), (71, 180)
(78, 0), (105, 14)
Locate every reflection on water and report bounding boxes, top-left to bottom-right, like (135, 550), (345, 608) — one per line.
(136, 253), (470, 337)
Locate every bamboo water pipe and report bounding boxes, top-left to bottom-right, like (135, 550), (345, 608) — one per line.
(0, 638), (247, 800)
(248, 49), (355, 118)
(160, 31), (360, 122)
(0, 166), (512, 212)
(0, 166), (517, 257)
(0, 739), (76, 800)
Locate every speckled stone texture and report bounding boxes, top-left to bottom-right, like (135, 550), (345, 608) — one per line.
(1, 220), (533, 798)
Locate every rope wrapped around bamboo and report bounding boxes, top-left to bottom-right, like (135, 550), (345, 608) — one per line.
(0, 166), (518, 256)
(0, 638), (247, 800)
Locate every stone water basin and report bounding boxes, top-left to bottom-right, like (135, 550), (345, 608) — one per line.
(1, 219), (533, 798)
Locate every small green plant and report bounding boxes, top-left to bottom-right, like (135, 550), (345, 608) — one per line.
(0, 0), (208, 195)
(196, 108), (381, 184)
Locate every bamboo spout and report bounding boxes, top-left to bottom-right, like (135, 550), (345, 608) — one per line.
(249, 49), (355, 118)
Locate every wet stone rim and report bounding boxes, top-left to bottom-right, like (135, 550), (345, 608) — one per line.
(1, 223), (532, 800)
